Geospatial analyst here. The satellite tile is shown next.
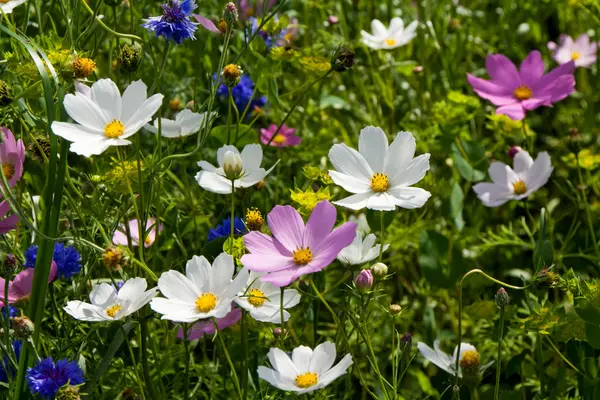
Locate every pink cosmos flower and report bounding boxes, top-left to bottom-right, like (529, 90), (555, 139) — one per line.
(0, 263), (57, 306)
(176, 307), (242, 340)
(0, 200), (19, 234)
(548, 34), (598, 68)
(240, 200), (356, 287)
(260, 124), (301, 147)
(193, 14), (224, 34)
(112, 218), (163, 248)
(467, 50), (575, 120)
(0, 127), (25, 188)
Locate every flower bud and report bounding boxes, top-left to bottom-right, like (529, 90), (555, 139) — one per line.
(327, 15), (339, 25)
(72, 57), (96, 79)
(169, 98), (182, 112)
(103, 246), (128, 270)
(121, 388), (139, 400)
(221, 64), (243, 87)
(0, 80), (14, 107)
(354, 269), (373, 293)
(508, 146), (522, 158)
(370, 262), (388, 278)
(185, 100), (195, 110)
(119, 43), (143, 73)
(412, 65), (424, 74)
(56, 386), (81, 400)
(389, 304), (402, 315)
(332, 48), (356, 72)
(535, 267), (559, 288)
(12, 316), (34, 339)
(2, 254), (18, 277)
(273, 327), (287, 338)
(495, 287), (509, 308)
(400, 333), (412, 352)
(223, 2), (239, 25)
(567, 128), (583, 155)
(222, 150), (243, 180)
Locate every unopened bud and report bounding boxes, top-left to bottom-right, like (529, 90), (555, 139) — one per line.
(121, 388), (140, 400)
(412, 65), (424, 74)
(327, 15), (339, 25)
(400, 333), (412, 352)
(0, 80), (13, 107)
(186, 100), (195, 110)
(332, 48), (356, 72)
(567, 128), (583, 155)
(56, 385), (81, 400)
(12, 316), (34, 339)
(223, 2), (238, 25)
(354, 269), (373, 293)
(103, 246), (125, 270)
(389, 304), (402, 315)
(222, 150), (243, 180)
(370, 262), (388, 278)
(508, 146), (522, 158)
(495, 287), (509, 308)
(273, 327), (287, 338)
(2, 254), (18, 277)
(169, 98), (182, 112)
(119, 43), (143, 73)
(535, 267), (559, 288)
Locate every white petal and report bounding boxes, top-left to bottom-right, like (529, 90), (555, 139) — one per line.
(472, 183), (514, 207)
(237, 168), (267, 188)
(149, 298), (200, 323)
(121, 80), (149, 123)
(257, 367), (297, 391)
(328, 144), (373, 182)
(195, 170), (233, 194)
(217, 145), (240, 167)
(157, 270), (199, 304)
(388, 17), (405, 34)
(384, 131), (416, 177)
(51, 122), (103, 143)
(358, 126), (388, 173)
(268, 348), (299, 380)
(126, 288), (158, 316)
(63, 93), (106, 131)
(241, 144), (263, 170)
(309, 342), (336, 375)
(390, 153), (430, 187)
(366, 192), (396, 211)
(292, 346), (313, 372)
(186, 256), (211, 293)
(513, 150), (534, 174)
(328, 171), (370, 194)
(318, 354), (353, 387)
(524, 152), (553, 193)
(117, 277), (147, 301)
(371, 19), (388, 36)
(488, 162), (518, 187)
(70, 138), (129, 157)
(123, 94), (164, 137)
(89, 283), (117, 306)
(91, 78), (122, 121)
(64, 301), (108, 322)
(211, 253), (235, 297)
(418, 342), (453, 375)
(387, 187), (431, 209)
(177, 110), (205, 135)
(333, 192), (373, 211)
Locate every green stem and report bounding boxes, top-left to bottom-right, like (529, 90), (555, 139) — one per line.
(183, 323), (190, 400)
(79, 0), (142, 42)
(140, 316), (156, 400)
(230, 180), (235, 239)
(493, 305), (505, 400)
(576, 152), (600, 260)
(120, 326), (147, 400)
(214, 319), (243, 399)
(241, 310), (248, 400)
(149, 43), (171, 95)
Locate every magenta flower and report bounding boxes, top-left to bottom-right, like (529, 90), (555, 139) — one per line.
(260, 124), (301, 147)
(240, 200), (356, 287)
(0, 263), (57, 306)
(548, 34), (598, 68)
(0, 200), (18, 234)
(112, 218), (163, 248)
(467, 50), (575, 120)
(177, 307), (242, 340)
(0, 127), (25, 188)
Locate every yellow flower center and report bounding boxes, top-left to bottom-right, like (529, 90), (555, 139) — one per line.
(0, 0), (10, 4)
(247, 288), (266, 307)
(571, 51), (580, 60)
(245, 208), (263, 231)
(273, 134), (286, 145)
(513, 85), (533, 101)
(195, 293), (217, 313)
(223, 64), (242, 80)
(459, 350), (481, 370)
(295, 372), (318, 389)
(2, 163), (15, 180)
(370, 173), (390, 193)
(384, 38), (397, 46)
(72, 57), (96, 79)
(104, 119), (125, 138)
(293, 247), (312, 265)
(512, 180), (527, 195)
(105, 304), (122, 318)
(144, 236), (152, 246)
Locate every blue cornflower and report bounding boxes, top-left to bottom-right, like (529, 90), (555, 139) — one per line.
(216, 75), (267, 113)
(143, 0), (198, 44)
(0, 340), (21, 383)
(24, 244), (82, 279)
(208, 217), (246, 242)
(2, 305), (18, 322)
(27, 357), (84, 399)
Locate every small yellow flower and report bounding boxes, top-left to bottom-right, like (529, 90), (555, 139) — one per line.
(245, 208), (263, 231)
(290, 187), (332, 215)
(72, 57), (96, 79)
(169, 98), (182, 112)
(299, 56), (331, 73)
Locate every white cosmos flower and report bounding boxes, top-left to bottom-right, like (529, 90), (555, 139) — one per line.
(145, 109), (214, 138)
(258, 342), (353, 394)
(234, 270), (301, 323)
(472, 150), (553, 207)
(360, 18), (418, 50)
(196, 144), (277, 194)
(417, 340), (493, 377)
(337, 231), (389, 265)
(328, 126), (431, 211)
(150, 253), (247, 323)
(63, 278), (157, 322)
(0, 0), (27, 13)
(51, 79), (163, 157)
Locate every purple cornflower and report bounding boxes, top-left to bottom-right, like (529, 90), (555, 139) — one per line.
(27, 357), (84, 399)
(467, 50), (575, 120)
(241, 200), (357, 287)
(143, 0), (197, 44)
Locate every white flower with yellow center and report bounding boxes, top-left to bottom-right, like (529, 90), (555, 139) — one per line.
(337, 231), (390, 265)
(63, 278), (158, 322)
(195, 144), (277, 194)
(234, 270), (301, 323)
(473, 149), (553, 207)
(0, 0), (27, 13)
(417, 340), (493, 377)
(150, 253), (247, 323)
(51, 79), (163, 157)
(360, 17), (418, 50)
(145, 109), (214, 138)
(258, 342), (353, 394)
(328, 126), (431, 211)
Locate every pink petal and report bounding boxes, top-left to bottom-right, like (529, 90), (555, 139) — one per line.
(531, 61), (575, 95)
(521, 98), (546, 110)
(193, 14), (222, 34)
(496, 103), (526, 120)
(550, 74), (575, 103)
(466, 74), (515, 106)
(304, 201), (337, 250)
(240, 254), (295, 272)
(260, 267), (303, 287)
(312, 222), (357, 267)
(266, 205), (305, 253)
(485, 54), (521, 87)
(519, 51), (545, 87)
(243, 231), (291, 256)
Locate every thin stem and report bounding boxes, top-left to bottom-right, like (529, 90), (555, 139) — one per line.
(79, 0), (142, 42)
(183, 323), (190, 400)
(230, 180), (235, 239)
(149, 43), (171, 95)
(241, 310), (248, 400)
(494, 305), (505, 400)
(545, 336), (583, 375)
(140, 315), (156, 400)
(279, 287), (285, 350)
(120, 326), (147, 400)
(214, 319), (243, 399)
(576, 151), (600, 260)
